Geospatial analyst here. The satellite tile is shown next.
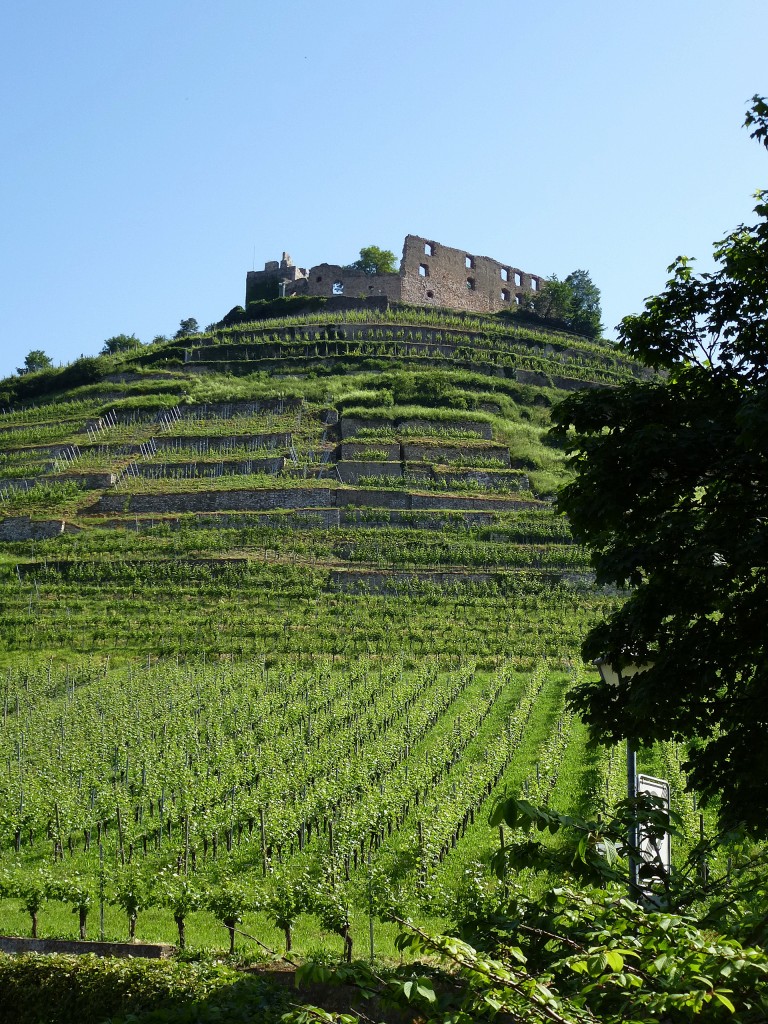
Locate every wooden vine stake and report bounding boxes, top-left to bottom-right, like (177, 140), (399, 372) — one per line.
(116, 804), (126, 866)
(260, 807), (267, 875)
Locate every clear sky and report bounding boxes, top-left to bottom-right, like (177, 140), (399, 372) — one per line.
(1, 0), (766, 379)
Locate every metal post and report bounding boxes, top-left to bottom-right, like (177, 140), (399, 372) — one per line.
(627, 737), (638, 899)
(367, 852), (374, 964)
(99, 843), (105, 941)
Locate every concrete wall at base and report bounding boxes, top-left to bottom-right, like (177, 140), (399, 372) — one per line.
(0, 936), (174, 958)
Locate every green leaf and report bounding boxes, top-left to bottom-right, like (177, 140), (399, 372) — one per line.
(713, 990), (736, 1012)
(605, 949), (624, 972)
(416, 980), (437, 1003)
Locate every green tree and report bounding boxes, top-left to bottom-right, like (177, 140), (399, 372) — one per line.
(348, 245), (398, 275)
(521, 274), (573, 320)
(521, 272), (602, 339)
(100, 334), (142, 355)
(565, 269), (603, 339)
(175, 318), (200, 338)
(16, 350), (52, 375)
(551, 96), (768, 833)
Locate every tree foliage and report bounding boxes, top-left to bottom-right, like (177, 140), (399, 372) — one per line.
(551, 97), (768, 833)
(175, 318), (200, 338)
(347, 246), (398, 275)
(100, 334), (143, 355)
(16, 350), (52, 375)
(520, 270), (602, 339)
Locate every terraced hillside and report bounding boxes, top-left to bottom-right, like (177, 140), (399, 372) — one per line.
(0, 305), (698, 957)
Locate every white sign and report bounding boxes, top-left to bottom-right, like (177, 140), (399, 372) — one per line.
(637, 773), (671, 884)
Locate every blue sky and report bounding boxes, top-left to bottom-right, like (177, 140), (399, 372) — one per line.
(1, 0), (766, 379)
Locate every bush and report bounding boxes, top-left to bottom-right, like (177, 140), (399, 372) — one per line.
(0, 954), (288, 1024)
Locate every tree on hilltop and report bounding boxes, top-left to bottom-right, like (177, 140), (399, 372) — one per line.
(521, 270), (602, 339)
(175, 318), (200, 338)
(551, 95), (768, 833)
(16, 349), (53, 375)
(564, 269), (603, 338)
(100, 334), (143, 355)
(347, 246), (398, 275)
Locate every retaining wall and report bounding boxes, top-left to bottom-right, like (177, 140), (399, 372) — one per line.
(0, 936), (174, 958)
(0, 516), (67, 541)
(152, 432), (291, 452)
(340, 417), (493, 440)
(402, 442), (510, 465)
(339, 442), (400, 461)
(335, 461), (402, 484)
(95, 487), (334, 514)
(135, 457), (285, 478)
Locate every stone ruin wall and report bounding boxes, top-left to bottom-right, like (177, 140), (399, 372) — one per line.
(245, 235), (542, 315)
(399, 235), (542, 313)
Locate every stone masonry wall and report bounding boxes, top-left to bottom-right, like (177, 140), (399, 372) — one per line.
(0, 516), (67, 541)
(245, 235), (541, 317)
(304, 264), (403, 301)
(399, 235), (542, 313)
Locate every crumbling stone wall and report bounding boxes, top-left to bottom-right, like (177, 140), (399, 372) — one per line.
(304, 263), (403, 302)
(245, 235), (541, 315)
(399, 235), (542, 313)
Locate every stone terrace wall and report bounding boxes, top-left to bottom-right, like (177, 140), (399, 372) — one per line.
(0, 516), (67, 541)
(95, 488), (333, 514)
(153, 433), (292, 452)
(340, 417), (493, 440)
(336, 462), (402, 484)
(402, 442), (511, 466)
(93, 486), (540, 516)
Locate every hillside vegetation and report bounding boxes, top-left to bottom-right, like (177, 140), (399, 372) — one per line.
(0, 304), (697, 979)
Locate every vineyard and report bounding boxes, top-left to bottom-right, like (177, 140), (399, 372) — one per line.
(0, 304), (708, 967)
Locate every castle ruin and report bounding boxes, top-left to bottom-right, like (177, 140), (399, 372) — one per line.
(246, 235), (542, 315)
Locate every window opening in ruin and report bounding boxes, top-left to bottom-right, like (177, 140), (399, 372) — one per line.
(466, 277), (476, 291)
(501, 289), (510, 302)
(515, 294), (522, 305)
(465, 255), (475, 269)
(424, 242), (434, 256)
(419, 263), (429, 277)
(316, 276), (323, 283)
(500, 267), (509, 282)
(530, 278), (539, 291)
(514, 272), (521, 287)
(333, 281), (344, 295)
(426, 290), (434, 299)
